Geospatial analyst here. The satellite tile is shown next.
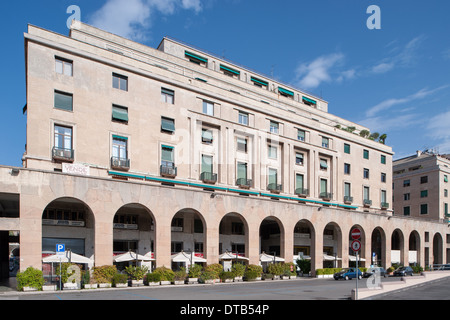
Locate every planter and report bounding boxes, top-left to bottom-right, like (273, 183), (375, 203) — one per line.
(187, 278), (198, 284)
(204, 279), (216, 284)
(160, 280), (171, 285)
(131, 280), (144, 287)
(22, 286), (38, 292)
(63, 282), (79, 290)
(222, 278), (233, 283)
(234, 276), (243, 282)
(272, 275), (280, 280)
(115, 283), (128, 288)
(84, 284), (98, 289)
(148, 281), (160, 286)
(173, 280), (185, 285)
(98, 283), (112, 288)
(42, 285), (57, 291)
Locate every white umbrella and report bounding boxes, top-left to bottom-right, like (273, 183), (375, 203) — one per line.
(43, 251), (93, 264)
(323, 254), (342, 261)
(114, 251), (154, 262)
(259, 252), (285, 263)
(171, 251), (207, 263)
(349, 255), (366, 262)
(219, 252), (249, 261)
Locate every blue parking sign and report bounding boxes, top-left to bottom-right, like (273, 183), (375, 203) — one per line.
(56, 244), (65, 255)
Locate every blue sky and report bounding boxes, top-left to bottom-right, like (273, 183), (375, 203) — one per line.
(1, 0), (449, 167)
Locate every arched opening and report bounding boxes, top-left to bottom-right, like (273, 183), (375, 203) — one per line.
(259, 217), (283, 257)
(408, 231), (420, 267)
(323, 222), (342, 268)
(349, 225), (366, 267)
(170, 208), (206, 270)
(41, 197), (95, 281)
(293, 219), (314, 276)
(113, 203), (155, 271)
(219, 212), (249, 271)
(391, 229), (404, 266)
(433, 233), (443, 265)
(371, 227), (386, 267)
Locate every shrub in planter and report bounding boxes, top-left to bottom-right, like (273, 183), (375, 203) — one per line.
(173, 268), (187, 284)
(145, 272), (161, 285)
(205, 263), (223, 280)
(153, 266), (175, 282)
(199, 270), (217, 283)
(244, 264), (262, 281)
(219, 271), (234, 282)
(262, 273), (274, 280)
(296, 258), (311, 275)
(16, 267), (45, 291)
(188, 264), (203, 278)
(231, 263), (245, 278)
(267, 263), (284, 276)
(92, 265), (117, 284)
(113, 273), (128, 287)
(125, 265), (149, 280)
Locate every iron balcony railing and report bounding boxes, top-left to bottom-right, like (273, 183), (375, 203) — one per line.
(160, 161), (177, 178)
(236, 178), (252, 189)
(295, 188), (309, 197)
(344, 196), (353, 203)
(381, 202), (389, 209)
(200, 172), (218, 184)
(267, 183), (282, 193)
(364, 199), (372, 207)
(110, 157), (130, 170)
(52, 146), (74, 162)
(319, 192), (333, 201)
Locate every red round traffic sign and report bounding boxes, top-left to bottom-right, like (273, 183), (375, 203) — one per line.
(351, 228), (361, 240)
(351, 240), (361, 252)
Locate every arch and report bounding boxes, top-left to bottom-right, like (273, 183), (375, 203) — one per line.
(371, 227), (386, 267)
(433, 233), (444, 265)
(408, 230), (421, 266)
(323, 222), (343, 268)
(391, 228), (405, 265)
(349, 224), (366, 267)
(259, 216), (285, 257)
(218, 212), (249, 258)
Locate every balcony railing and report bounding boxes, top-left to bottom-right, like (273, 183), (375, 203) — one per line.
(52, 147), (74, 162)
(381, 202), (389, 209)
(344, 196), (353, 204)
(236, 178), (252, 189)
(363, 199), (372, 207)
(295, 188), (309, 197)
(160, 161), (177, 178)
(267, 183), (282, 193)
(200, 172), (217, 184)
(111, 157), (130, 171)
(319, 192), (332, 201)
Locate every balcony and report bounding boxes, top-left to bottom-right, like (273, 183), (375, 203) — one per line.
(52, 147), (74, 162)
(295, 188), (309, 198)
(363, 199), (372, 207)
(236, 178), (252, 189)
(160, 161), (177, 178)
(111, 157), (130, 171)
(381, 202), (389, 210)
(267, 183), (282, 194)
(200, 172), (217, 184)
(344, 196), (353, 204)
(319, 192), (333, 201)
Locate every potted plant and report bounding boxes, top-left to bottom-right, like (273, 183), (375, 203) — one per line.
(199, 270), (217, 284)
(282, 262), (296, 279)
(219, 271), (234, 283)
(244, 264), (262, 281)
(57, 263), (81, 290)
(153, 266), (175, 285)
(92, 265), (116, 288)
(231, 263), (245, 282)
(125, 265), (148, 287)
(16, 267), (45, 292)
(82, 270), (97, 289)
(187, 263), (203, 284)
(113, 272), (128, 288)
(262, 273), (274, 280)
(268, 263), (283, 280)
(173, 268), (187, 285)
(145, 272), (161, 286)
(205, 263), (223, 283)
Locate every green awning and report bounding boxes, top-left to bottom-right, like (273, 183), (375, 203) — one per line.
(185, 51), (208, 63)
(112, 106), (128, 122)
(112, 135), (128, 141)
(302, 96), (317, 105)
(320, 159), (328, 168)
(251, 77), (268, 86)
(278, 87), (294, 96)
(220, 65), (240, 75)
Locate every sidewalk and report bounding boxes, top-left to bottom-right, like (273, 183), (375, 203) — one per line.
(352, 271), (450, 300)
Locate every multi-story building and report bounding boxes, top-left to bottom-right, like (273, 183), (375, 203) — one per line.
(0, 21), (448, 279)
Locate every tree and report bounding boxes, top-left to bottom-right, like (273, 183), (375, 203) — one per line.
(359, 130), (370, 138)
(369, 132), (380, 140)
(379, 133), (387, 144)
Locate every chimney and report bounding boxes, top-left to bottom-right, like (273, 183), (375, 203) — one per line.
(416, 150), (422, 157)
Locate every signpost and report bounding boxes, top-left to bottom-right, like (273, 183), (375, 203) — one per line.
(56, 244), (65, 290)
(351, 229), (361, 300)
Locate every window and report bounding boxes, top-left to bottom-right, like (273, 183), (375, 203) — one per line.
(320, 159), (328, 170)
(296, 174), (304, 190)
(55, 57), (73, 76)
(220, 64), (240, 78)
(270, 121), (279, 134)
(381, 155), (386, 164)
(363, 149), (369, 159)
(161, 145), (174, 167)
(231, 222), (244, 235)
(404, 193), (410, 201)
(171, 218), (183, 232)
(238, 112), (248, 126)
(344, 163), (351, 175)
(363, 168), (370, 179)
(251, 77), (268, 89)
(54, 91), (73, 111)
(278, 87), (294, 99)
(420, 176), (428, 184)
(344, 182), (351, 197)
(322, 137), (329, 148)
(202, 129), (213, 144)
(161, 88), (174, 104)
(161, 117), (175, 133)
(268, 145), (277, 159)
(295, 153), (304, 165)
(381, 190), (387, 203)
(112, 105), (128, 123)
(237, 162), (248, 180)
(203, 101), (214, 116)
(403, 206), (410, 216)
(54, 125), (72, 151)
(201, 155), (213, 174)
(344, 143), (350, 154)
(320, 179), (328, 194)
(420, 204), (428, 215)
(297, 129), (305, 141)
(445, 203), (449, 216)
(237, 137), (247, 153)
(363, 186), (370, 201)
(445, 189), (448, 197)
(268, 168), (278, 186)
(403, 179), (410, 187)
(381, 172), (386, 183)
(112, 136), (128, 161)
(420, 190), (428, 198)
(112, 73), (128, 91)
(185, 51), (208, 65)
(302, 96), (317, 106)
(445, 175), (448, 183)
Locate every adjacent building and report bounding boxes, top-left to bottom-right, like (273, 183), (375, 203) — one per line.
(0, 21), (448, 279)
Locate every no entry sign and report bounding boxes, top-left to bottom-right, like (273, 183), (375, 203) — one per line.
(351, 228), (361, 240)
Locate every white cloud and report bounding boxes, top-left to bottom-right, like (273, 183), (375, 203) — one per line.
(372, 62), (394, 74)
(294, 53), (344, 89)
(359, 113), (420, 134)
(89, 0), (203, 41)
(426, 110), (450, 153)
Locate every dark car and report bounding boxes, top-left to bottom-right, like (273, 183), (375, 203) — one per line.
(334, 268), (362, 280)
(393, 266), (414, 276)
(363, 267), (387, 278)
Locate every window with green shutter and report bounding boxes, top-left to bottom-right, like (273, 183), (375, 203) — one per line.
(381, 155), (386, 164)
(344, 144), (350, 154)
(161, 117), (175, 133)
(363, 149), (369, 159)
(112, 105), (128, 123)
(420, 204), (428, 214)
(54, 91), (73, 111)
(420, 190), (428, 198)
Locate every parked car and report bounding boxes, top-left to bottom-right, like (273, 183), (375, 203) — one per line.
(363, 267), (387, 278)
(334, 268), (362, 280)
(393, 266), (414, 276)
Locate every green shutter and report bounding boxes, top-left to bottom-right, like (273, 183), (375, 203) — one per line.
(278, 87), (294, 96)
(185, 51), (208, 63)
(302, 96), (317, 105)
(54, 91), (73, 111)
(161, 117), (175, 132)
(251, 77), (268, 86)
(112, 105), (129, 122)
(344, 144), (350, 154)
(220, 65), (240, 75)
